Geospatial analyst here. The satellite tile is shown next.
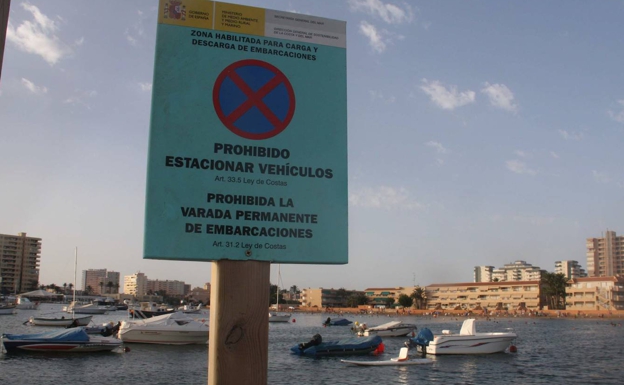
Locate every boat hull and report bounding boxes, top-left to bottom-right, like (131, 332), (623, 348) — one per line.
(29, 316), (93, 327)
(341, 358), (433, 366)
(426, 333), (516, 355)
(0, 307), (17, 315)
(363, 325), (416, 337)
(118, 329), (208, 345)
(268, 313), (291, 322)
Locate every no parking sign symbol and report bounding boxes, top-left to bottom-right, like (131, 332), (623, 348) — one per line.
(213, 59), (296, 140)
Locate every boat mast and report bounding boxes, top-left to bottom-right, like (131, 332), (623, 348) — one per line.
(73, 247), (77, 318)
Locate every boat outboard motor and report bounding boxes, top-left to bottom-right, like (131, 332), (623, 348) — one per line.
(298, 334), (322, 351)
(406, 328), (434, 357)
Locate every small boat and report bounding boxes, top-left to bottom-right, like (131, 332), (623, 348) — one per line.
(354, 320), (417, 337)
(408, 318), (517, 355)
(1, 327), (122, 353)
(342, 347), (433, 366)
(15, 297), (39, 310)
(268, 312), (291, 323)
(0, 305), (17, 315)
(323, 317), (352, 326)
(178, 303), (202, 314)
(65, 302), (109, 315)
(28, 315), (93, 327)
(128, 302), (176, 319)
(118, 311), (209, 345)
(291, 334), (384, 357)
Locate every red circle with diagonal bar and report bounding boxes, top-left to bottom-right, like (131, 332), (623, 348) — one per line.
(213, 59), (296, 140)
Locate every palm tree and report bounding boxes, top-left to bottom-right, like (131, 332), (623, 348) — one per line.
(410, 286), (426, 309)
(68, 283), (74, 293)
(106, 281), (113, 294)
(99, 281), (104, 295)
(114, 283), (120, 294)
(63, 283), (68, 294)
(541, 272), (567, 310)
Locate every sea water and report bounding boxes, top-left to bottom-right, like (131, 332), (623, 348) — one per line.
(1, 304), (623, 384)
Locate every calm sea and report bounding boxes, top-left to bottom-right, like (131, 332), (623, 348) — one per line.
(1, 304), (623, 384)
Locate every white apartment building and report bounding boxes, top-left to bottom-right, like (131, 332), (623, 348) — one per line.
(586, 230), (624, 277)
(492, 260), (542, 282)
(82, 269), (121, 295)
(124, 272), (148, 297)
(0, 232), (41, 294)
(474, 266), (494, 282)
(147, 279), (187, 296)
(554, 260), (586, 279)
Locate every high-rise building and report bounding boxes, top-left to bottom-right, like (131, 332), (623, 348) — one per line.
(474, 266), (494, 282)
(147, 279), (187, 296)
(0, 232), (41, 294)
(554, 260), (587, 279)
(83, 269), (121, 295)
(586, 230), (624, 277)
(124, 272), (148, 297)
(492, 260), (542, 282)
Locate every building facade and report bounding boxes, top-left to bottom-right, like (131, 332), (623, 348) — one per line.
(147, 279), (187, 297)
(492, 260), (542, 282)
(300, 288), (363, 308)
(124, 272), (148, 297)
(554, 260), (587, 279)
(82, 269), (120, 295)
(586, 231), (624, 277)
(566, 276), (624, 311)
(363, 287), (416, 307)
(474, 266), (494, 282)
(426, 281), (542, 311)
(0, 232), (41, 294)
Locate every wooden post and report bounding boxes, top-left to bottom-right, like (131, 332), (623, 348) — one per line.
(0, 0), (10, 83)
(208, 260), (270, 385)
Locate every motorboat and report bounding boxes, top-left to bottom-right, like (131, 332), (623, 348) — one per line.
(118, 311), (209, 345)
(64, 301), (109, 315)
(179, 303), (202, 314)
(408, 318), (517, 355)
(128, 302), (176, 319)
(28, 315), (93, 327)
(268, 305), (291, 323)
(1, 327), (122, 353)
(354, 320), (417, 337)
(15, 297), (39, 310)
(291, 334), (384, 357)
(342, 347), (433, 366)
(323, 317), (352, 326)
(0, 304), (17, 315)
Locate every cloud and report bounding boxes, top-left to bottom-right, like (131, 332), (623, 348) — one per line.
(420, 79), (475, 110)
(369, 90), (395, 103)
(514, 150), (531, 158)
(592, 170), (611, 184)
(348, 0), (414, 24)
(506, 160), (537, 176)
(139, 82), (152, 92)
(6, 3), (72, 65)
(425, 141), (448, 154)
(125, 9), (148, 46)
(550, 151), (560, 159)
(481, 82), (518, 113)
(608, 100), (624, 124)
(557, 129), (583, 141)
(358, 21), (389, 53)
(349, 186), (423, 210)
(63, 89), (97, 109)
(21, 78), (48, 94)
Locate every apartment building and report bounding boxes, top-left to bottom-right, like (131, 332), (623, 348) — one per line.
(147, 279), (187, 297)
(363, 287), (416, 307)
(492, 260), (542, 282)
(0, 232), (41, 294)
(566, 276), (624, 311)
(554, 260), (587, 279)
(474, 266), (494, 282)
(426, 281), (541, 311)
(124, 272), (148, 297)
(586, 231), (624, 277)
(82, 269), (121, 295)
(301, 288), (363, 308)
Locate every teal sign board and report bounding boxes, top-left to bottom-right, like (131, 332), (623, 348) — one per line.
(144, 1), (347, 264)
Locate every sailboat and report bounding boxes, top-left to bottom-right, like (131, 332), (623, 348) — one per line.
(29, 248), (93, 327)
(268, 265), (291, 323)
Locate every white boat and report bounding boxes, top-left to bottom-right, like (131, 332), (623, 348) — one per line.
(118, 311), (209, 345)
(178, 303), (202, 314)
(65, 301), (109, 315)
(342, 347), (433, 366)
(268, 264), (291, 323)
(0, 305), (17, 315)
(128, 302), (176, 319)
(15, 297), (39, 310)
(28, 315), (93, 327)
(416, 319), (516, 355)
(2, 327), (122, 353)
(354, 320), (417, 337)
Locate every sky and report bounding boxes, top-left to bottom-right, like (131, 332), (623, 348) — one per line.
(2, 0), (624, 292)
